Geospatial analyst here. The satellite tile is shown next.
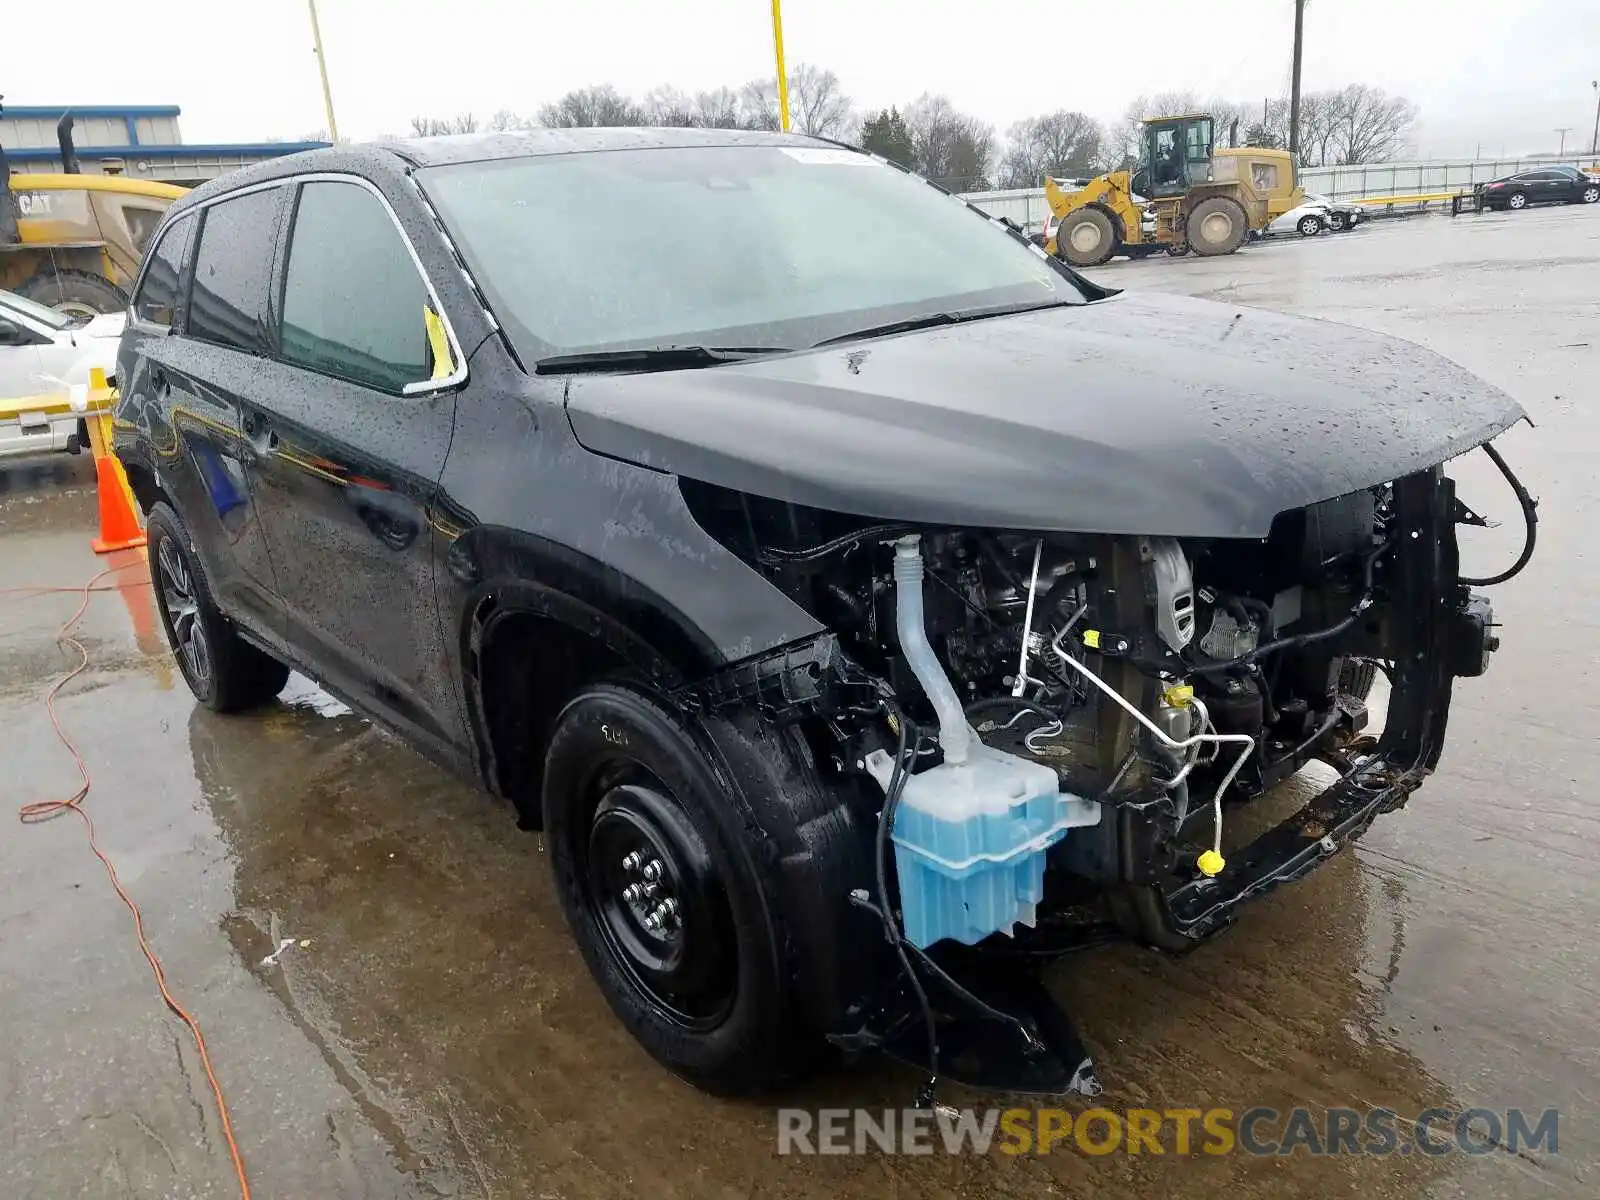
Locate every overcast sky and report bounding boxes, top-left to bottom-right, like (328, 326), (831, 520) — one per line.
(7, 0), (1598, 159)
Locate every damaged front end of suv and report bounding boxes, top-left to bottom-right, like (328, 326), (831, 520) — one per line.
(558, 295), (1535, 1099)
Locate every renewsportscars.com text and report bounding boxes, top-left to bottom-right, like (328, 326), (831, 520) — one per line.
(776, 1106), (1560, 1157)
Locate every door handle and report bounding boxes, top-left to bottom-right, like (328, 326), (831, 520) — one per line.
(242, 411), (278, 455)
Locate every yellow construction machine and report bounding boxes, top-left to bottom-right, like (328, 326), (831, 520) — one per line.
(1045, 115), (1285, 266)
(1, 115), (186, 315)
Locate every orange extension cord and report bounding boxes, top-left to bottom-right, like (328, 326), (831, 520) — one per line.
(9, 560), (252, 1200)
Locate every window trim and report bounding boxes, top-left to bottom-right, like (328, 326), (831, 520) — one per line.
(275, 172), (468, 397)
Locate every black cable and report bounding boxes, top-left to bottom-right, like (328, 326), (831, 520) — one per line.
(1192, 536), (1393, 675)
(757, 523), (914, 564)
(872, 704), (939, 1102)
(1461, 442), (1538, 587)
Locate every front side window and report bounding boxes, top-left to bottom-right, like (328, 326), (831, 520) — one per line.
(421, 144), (1081, 362)
(187, 188), (283, 354)
(132, 213), (195, 326)
(279, 181), (432, 393)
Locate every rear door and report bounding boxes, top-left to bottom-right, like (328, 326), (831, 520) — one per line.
(238, 175), (466, 751)
(118, 201), (286, 644)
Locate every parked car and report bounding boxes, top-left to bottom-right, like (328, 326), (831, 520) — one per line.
(1302, 191), (1363, 231)
(114, 130), (1527, 1098)
(1267, 199), (1330, 237)
(1478, 166), (1600, 210)
(0, 289), (124, 459)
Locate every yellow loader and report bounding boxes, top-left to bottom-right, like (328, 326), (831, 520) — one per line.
(1045, 115), (1279, 267)
(1, 117), (185, 315)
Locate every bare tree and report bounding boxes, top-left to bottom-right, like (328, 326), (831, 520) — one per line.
(691, 87), (744, 129)
(1327, 84), (1416, 164)
(485, 109), (527, 133)
(643, 86), (696, 127)
(537, 85), (645, 128)
(788, 64), (855, 139)
(409, 113), (480, 137)
(738, 78), (783, 131)
(904, 94), (995, 190)
(998, 110), (1103, 188)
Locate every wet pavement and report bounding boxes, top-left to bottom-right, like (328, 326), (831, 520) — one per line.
(2, 205), (1597, 1198)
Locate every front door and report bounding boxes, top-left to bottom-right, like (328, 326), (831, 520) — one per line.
(238, 176), (466, 753)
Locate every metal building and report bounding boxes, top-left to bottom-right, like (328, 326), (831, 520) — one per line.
(1, 104), (328, 186)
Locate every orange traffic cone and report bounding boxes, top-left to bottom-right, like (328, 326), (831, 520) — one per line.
(91, 454), (148, 554)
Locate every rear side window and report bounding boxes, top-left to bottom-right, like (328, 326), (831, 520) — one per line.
(132, 213), (195, 326)
(279, 181), (430, 393)
(187, 187), (283, 354)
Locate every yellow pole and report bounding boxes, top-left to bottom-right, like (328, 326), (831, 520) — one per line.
(307, 0), (341, 142)
(769, 0), (791, 132)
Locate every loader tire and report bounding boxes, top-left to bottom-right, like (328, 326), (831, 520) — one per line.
(17, 269), (128, 318)
(1186, 197), (1249, 257)
(1056, 207), (1119, 267)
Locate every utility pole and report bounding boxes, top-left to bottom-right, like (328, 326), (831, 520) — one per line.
(1556, 127), (1572, 155)
(1591, 80), (1599, 155)
(770, 0), (791, 133)
(1288, 0), (1307, 160)
(307, 0), (340, 142)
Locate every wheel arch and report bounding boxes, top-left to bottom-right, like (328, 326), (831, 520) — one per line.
(454, 530), (726, 825)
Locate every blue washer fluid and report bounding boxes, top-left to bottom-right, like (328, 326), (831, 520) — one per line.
(865, 736), (1102, 949)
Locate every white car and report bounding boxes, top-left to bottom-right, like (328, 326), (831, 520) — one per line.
(0, 289), (125, 460)
(1267, 201), (1331, 238)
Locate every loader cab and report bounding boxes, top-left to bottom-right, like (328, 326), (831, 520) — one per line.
(1142, 115), (1215, 198)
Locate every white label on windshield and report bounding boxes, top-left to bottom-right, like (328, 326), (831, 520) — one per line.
(780, 147), (879, 166)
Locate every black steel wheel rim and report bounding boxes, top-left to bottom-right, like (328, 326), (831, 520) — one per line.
(580, 771), (736, 1030)
(157, 537), (211, 690)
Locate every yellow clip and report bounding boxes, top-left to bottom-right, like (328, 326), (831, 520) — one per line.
(1082, 629), (1101, 649)
(424, 306), (453, 380)
(1197, 850), (1225, 877)
(1163, 684), (1195, 708)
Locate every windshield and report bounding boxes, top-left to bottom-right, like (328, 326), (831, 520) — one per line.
(420, 144), (1087, 361)
(0, 289), (78, 332)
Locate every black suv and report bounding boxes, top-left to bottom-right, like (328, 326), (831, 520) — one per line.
(115, 129), (1530, 1098)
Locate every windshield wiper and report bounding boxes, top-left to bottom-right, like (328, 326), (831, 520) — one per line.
(534, 345), (789, 374)
(811, 300), (1075, 348)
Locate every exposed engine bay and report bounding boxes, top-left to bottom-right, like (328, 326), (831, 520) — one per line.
(681, 450), (1532, 1095)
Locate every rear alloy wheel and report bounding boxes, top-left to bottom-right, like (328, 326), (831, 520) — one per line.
(543, 683), (805, 1093)
(146, 501), (290, 712)
(1296, 214), (1323, 237)
(1186, 196), (1248, 256)
(1581, 185), (1599, 204)
(1057, 207), (1119, 267)
(1507, 191), (1528, 210)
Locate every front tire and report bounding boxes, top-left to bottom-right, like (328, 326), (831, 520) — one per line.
(1057, 207), (1119, 267)
(1326, 212), (1347, 231)
(146, 502), (289, 712)
(542, 684), (809, 1094)
(1580, 184), (1599, 204)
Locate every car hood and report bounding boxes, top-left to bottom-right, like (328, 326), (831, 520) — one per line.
(563, 292), (1524, 539)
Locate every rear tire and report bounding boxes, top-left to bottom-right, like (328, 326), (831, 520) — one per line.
(1296, 214), (1322, 237)
(542, 684), (810, 1094)
(1056, 207), (1119, 267)
(146, 502), (289, 712)
(1186, 196), (1249, 256)
(16, 270), (128, 318)
(1507, 191), (1528, 210)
